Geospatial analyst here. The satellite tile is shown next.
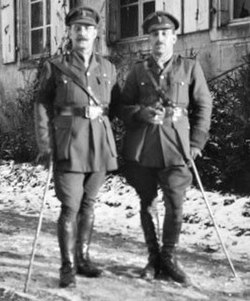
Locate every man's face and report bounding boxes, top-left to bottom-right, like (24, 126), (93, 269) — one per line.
(69, 23), (97, 52)
(149, 28), (177, 57)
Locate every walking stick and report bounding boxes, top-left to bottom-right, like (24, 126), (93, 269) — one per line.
(24, 156), (53, 293)
(151, 198), (161, 243)
(190, 158), (237, 278)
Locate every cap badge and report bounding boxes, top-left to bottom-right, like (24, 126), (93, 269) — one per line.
(80, 10), (87, 17)
(157, 16), (162, 23)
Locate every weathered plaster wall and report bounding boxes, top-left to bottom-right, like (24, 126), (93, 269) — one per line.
(0, 44), (30, 104)
(1, 1), (250, 104)
(110, 31), (250, 83)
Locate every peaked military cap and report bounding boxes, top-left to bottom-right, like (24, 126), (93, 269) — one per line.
(143, 11), (179, 33)
(65, 6), (100, 27)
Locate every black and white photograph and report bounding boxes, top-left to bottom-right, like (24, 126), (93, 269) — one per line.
(0, 0), (249, 300)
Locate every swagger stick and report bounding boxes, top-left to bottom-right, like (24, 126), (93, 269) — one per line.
(24, 156), (53, 293)
(190, 158), (237, 278)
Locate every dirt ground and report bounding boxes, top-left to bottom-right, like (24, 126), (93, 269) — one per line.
(0, 161), (250, 301)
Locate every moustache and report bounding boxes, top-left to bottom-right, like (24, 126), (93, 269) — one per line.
(77, 37), (88, 41)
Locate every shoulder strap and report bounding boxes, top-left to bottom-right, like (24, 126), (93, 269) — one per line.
(51, 61), (101, 106)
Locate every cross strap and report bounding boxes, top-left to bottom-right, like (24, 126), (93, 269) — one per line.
(143, 60), (174, 107)
(51, 60), (101, 106)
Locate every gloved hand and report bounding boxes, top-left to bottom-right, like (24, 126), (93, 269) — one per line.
(136, 106), (165, 124)
(190, 147), (202, 160)
(153, 107), (165, 124)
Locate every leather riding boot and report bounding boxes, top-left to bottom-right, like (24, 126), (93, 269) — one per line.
(58, 216), (77, 288)
(140, 208), (161, 280)
(161, 246), (190, 284)
(161, 220), (190, 284)
(75, 210), (102, 277)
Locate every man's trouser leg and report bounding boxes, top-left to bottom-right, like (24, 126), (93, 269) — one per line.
(124, 162), (161, 279)
(158, 165), (192, 283)
(75, 172), (106, 277)
(55, 171), (86, 287)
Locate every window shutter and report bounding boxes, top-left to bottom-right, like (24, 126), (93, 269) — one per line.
(1, 0), (15, 63)
(164, 0), (182, 34)
(106, 0), (119, 45)
(184, 0), (209, 33)
(19, 0), (29, 60)
(51, 0), (69, 54)
(155, 0), (165, 10)
(219, 0), (230, 26)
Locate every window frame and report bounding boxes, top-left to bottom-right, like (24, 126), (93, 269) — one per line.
(117, 0), (210, 42)
(229, 0), (250, 25)
(119, 0), (155, 40)
(29, 0), (51, 58)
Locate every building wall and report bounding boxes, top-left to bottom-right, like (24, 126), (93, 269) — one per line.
(111, 29), (250, 83)
(1, 0), (250, 105)
(0, 33), (34, 103)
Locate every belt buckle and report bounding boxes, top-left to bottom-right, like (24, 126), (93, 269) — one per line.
(84, 106), (90, 118)
(172, 107), (183, 122)
(174, 107), (181, 116)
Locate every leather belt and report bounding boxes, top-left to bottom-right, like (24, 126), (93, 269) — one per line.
(55, 106), (109, 118)
(164, 106), (188, 118)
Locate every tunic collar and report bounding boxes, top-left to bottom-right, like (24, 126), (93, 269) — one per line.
(70, 50), (99, 73)
(148, 55), (174, 74)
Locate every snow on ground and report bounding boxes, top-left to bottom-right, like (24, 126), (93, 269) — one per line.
(0, 161), (250, 301)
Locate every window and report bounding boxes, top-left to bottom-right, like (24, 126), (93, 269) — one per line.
(19, 1), (68, 61)
(120, 0), (155, 38)
(219, 0), (250, 27)
(30, 0), (51, 56)
(107, 0), (210, 43)
(232, 0), (250, 20)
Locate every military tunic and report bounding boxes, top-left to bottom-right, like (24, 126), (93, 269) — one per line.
(121, 55), (212, 167)
(35, 50), (118, 172)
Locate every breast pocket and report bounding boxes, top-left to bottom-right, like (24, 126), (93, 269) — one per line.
(173, 80), (190, 106)
(55, 75), (75, 105)
(96, 74), (112, 103)
(54, 116), (73, 161)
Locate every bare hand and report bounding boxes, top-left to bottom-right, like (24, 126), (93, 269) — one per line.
(36, 150), (52, 168)
(137, 107), (165, 124)
(190, 147), (202, 160)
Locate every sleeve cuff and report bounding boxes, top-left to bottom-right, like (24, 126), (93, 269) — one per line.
(190, 128), (209, 150)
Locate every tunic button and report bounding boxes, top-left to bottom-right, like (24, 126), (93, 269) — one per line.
(63, 79), (68, 84)
(87, 72), (90, 76)
(160, 75), (164, 80)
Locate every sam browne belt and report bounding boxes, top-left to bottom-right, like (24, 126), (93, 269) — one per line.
(55, 106), (109, 118)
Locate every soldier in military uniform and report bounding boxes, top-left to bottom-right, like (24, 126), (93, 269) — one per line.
(34, 6), (118, 288)
(119, 11), (212, 284)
